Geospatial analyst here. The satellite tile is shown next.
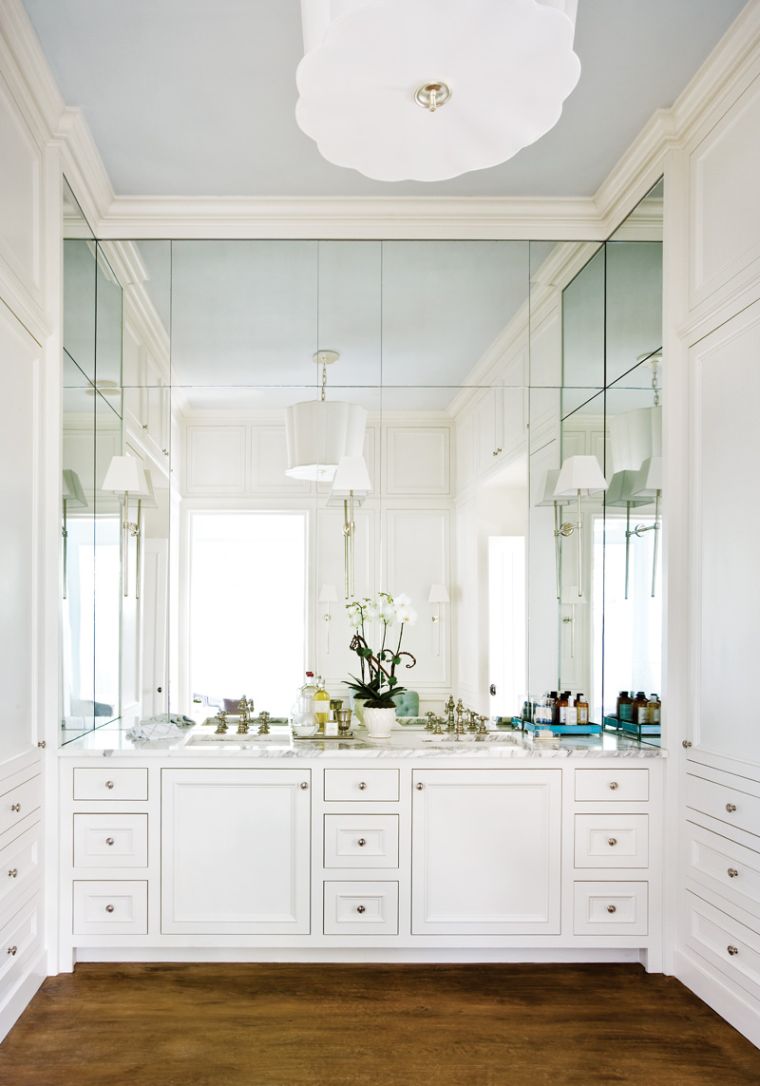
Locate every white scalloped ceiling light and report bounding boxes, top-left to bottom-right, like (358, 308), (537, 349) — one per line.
(295, 0), (581, 182)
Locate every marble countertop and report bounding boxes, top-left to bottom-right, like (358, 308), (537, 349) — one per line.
(58, 721), (664, 759)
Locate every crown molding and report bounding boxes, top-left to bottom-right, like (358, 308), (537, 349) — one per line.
(56, 108), (114, 235)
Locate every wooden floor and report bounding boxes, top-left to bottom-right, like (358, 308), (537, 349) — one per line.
(1, 963), (759, 1085)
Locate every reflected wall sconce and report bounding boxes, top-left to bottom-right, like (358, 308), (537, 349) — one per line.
(428, 584), (450, 657)
(284, 351), (367, 482)
(62, 469), (87, 601)
(102, 454), (148, 599)
(318, 583), (338, 653)
(331, 455), (372, 599)
(554, 455), (608, 600)
(605, 469), (649, 600)
(631, 456), (663, 598)
(536, 468), (571, 601)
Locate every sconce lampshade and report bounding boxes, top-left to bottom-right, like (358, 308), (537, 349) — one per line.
(331, 454), (372, 496)
(605, 469), (649, 509)
(62, 469), (87, 508)
(631, 456), (663, 498)
(428, 584), (450, 605)
(536, 467), (570, 507)
(101, 454), (147, 495)
(554, 455), (608, 497)
(285, 401), (367, 482)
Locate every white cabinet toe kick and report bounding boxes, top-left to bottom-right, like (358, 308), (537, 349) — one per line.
(58, 756), (663, 968)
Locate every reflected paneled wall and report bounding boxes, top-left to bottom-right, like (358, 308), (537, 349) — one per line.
(62, 185), (663, 741)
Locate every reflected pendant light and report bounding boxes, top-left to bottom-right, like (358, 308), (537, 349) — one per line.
(296, 0), (581, 182)
(285, 351), (367, 481)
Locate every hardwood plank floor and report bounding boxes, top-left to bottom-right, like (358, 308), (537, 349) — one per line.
(1, 963), (759, 1086)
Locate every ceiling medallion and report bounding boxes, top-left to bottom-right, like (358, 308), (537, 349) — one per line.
(296, 0), (581, 183)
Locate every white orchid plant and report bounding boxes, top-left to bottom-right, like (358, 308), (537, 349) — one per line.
(345, 592), (417, 709)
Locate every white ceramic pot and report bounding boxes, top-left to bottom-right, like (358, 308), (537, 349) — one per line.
(363, 706), (396, 738)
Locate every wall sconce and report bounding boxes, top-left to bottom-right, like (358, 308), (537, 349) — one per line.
(62, 469), (87, 601)
(318, 583), (338, 653)
(102, 454), (148, 598)
(554, 455), (608, 599)
(605, 469), (649, 599)
(331, 455), (372, 599)
(631, 456), (663, 598)
(427, 584), (450, 657)
(536, 468), (571, 601)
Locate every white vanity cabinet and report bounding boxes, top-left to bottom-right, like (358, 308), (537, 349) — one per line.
(411, 768), (561, 934)
(161, 768), (311, 934)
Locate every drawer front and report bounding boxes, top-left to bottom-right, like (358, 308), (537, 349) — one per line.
(324, 881), (399, 935)
(574, 769), (649, 803)
(686, 823), (760, 919)
(324, 769), (399, 803)
(74, 814), (148, 869)
(0, 824), (40, 915)
(687, 773), (760, 840)
(73, 768), (148, 802)
(0, 775), (41, 838)
(573, 881), (648, 935)
(324, 815), (399, 869)
(686, 892), (760, 1002)
(0, 893), (41, 987)
(575, 814), (649, 868)
(73, 880), (148, 934)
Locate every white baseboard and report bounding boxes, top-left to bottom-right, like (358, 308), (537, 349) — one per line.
(675, 947), (760, 1050)
(0, 949), (46, 1045)
(74, 946), (642, 965)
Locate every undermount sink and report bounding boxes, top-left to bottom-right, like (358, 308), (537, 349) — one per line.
(186, 730), (293, 746)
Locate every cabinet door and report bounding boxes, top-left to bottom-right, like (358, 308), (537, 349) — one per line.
(162, 769), (311, 934)
(412, 769), (561, 934)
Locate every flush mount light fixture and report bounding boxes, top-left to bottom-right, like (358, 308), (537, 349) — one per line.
(285, 351), (367, 482)
(296, 0), (580, 182)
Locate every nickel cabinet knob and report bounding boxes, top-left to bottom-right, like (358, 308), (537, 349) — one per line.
(7, 869), (18, 879)
(105, 838), (115, 846)
(727, 868), (739, 879)
(358, 781), (367, 791)
(727, 945), (739, 957)
(608, 781), (619, 791)
(299, 782), (309, 790)
(682, 740), (692, 749)
(607, 905), (617, 914)
(105, 780), (115, 790)
(357, 838), (366, 847)
(7, 946), (17, 956)
(37, 740), (46, 749)
(726, 803), (737, 813)
(416, 782), (424, 790)
(608, 837), (618, 847)
(10, 803), (21, 813)
(356, 905), (366, 914)
(105, 904), (115, 914)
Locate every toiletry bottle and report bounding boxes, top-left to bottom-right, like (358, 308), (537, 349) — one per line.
(299, 672), (317, 717)
(618, 691), (633, 722)
(574, 693), (589, 725)
(633, 691), (649, 724)
(548, 691), (559, 725)
(648, 694), (661, 725)
(557, 691), (572, 724)
(312, 676), (330, 733)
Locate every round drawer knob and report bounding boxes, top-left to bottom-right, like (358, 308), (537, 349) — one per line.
(105, 904), (115, 914)
(607, 905), (617, 914)
(10, 803), (21, 814)
(416, 782), (424, 791)
(608, 781), (619, 791)
(682, 740), (692, 749)
(356, 905), (366, 914)
(7, 868), (18, 879)
(105, 780), (115, 790)
(105, 837), (115, 847)
(357, 838), (366, 847)
(7, 946), (17, 956)
(608, 837), (618, 847)
(727, 945), (739, 957)
(358, 782), (367, 791)
(726, 803), (737, 813)
(299, 781), (309, 790)
(727, 868), (739, 879)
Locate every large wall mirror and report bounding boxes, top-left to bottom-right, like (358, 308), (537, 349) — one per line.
(60, 179), (663, 744)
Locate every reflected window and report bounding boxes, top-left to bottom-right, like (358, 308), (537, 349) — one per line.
(189, 513), (307, 716)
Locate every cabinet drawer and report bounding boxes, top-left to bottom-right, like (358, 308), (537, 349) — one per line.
(0, 824), (40, 916)
(573, 882), (648, 935)
(686, 823), (760, 919)
(73, 880), (148, 934)
(324, 815), (399, 869)
(687, 773), (760, 840)
(0, 893), (40, 987)
(323, 881), (398, 935)
(324, 769), (399, 803)
(575, 769), (649, 803)
(686, 892), (760, 1002)
(0, 774), (41, 838)
(74, 814), (148, 869)
(73, 768), (148, 802)
(575, 814), (649, 868)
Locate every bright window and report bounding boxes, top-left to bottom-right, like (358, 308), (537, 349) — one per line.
(189, 512), (307, 717)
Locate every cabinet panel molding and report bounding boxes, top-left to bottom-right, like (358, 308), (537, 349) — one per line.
(385, 426), (450, 496)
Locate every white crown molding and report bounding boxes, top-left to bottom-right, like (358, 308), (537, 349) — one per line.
(0, 0), (63, 145)
(56, 108), (114, 235)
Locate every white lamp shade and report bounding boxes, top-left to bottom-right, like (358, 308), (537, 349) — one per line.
(428, 584), (450, 604)
(331, 454), (372, 495)
(318, 583), (339, 603)
(631, 456), (663, 498)
(554, 455), (608, 496)
(296, 0), (580, 182)
(285, 401), (367, 482)
(605, 469), (649, 509)
(62, 468), (87, 508)
(101, 454), (147, 495)
(536, 467), (570, 507)
(608, 406), (662, 474)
